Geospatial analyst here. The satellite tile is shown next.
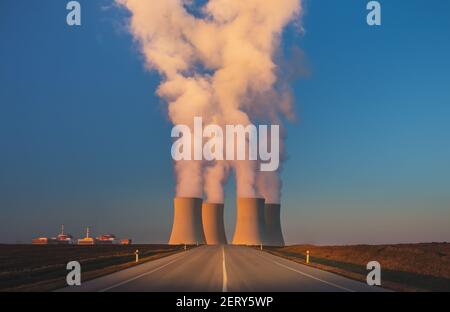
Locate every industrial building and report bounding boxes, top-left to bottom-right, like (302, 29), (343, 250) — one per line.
(232, 197), (266, 246)
(55, 224), (74, 244)
(168, 196), (285, 246)
(96, 234), (117, 244)
(169, 197), (206, 245)
(202, 203), (227, 245)
(32, 224), (74, 245)
(264, 203), (285, 246)
(77, 227), (96, 245)
(32, 225), (132, 246)
(31, 237), (54, 245)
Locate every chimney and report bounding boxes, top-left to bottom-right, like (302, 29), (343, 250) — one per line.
(264, 203), (285, 246)
(168, 197), (206, 245)
(232, 197), (266, 246)
(202, 203), (227, 245)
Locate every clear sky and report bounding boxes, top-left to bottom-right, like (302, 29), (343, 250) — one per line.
(1, 0), (449, 244)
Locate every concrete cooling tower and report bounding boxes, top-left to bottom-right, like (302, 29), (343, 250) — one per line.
(168, 197), (206, 245)
(202, 203), (228, 245)
(232, 197), (266, 246)
(264, 204), (285, 246)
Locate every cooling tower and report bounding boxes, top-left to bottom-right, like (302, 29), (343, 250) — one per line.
(264, 203), (285, 246)
(232, 197), (266, 246)
(202, 203), (228, 245)
(168, 197), (206, 245)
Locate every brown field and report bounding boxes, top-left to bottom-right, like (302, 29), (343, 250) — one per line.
(2, 243), (449, 292)
(265, 243), (450, 292)
(0, 244), (188, 292)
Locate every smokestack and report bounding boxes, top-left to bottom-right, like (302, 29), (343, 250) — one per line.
(168, 197), (206, 245)
(232, 197), (266, 246)
(202, 203), (227, 245)
(264, 203), (285, 246)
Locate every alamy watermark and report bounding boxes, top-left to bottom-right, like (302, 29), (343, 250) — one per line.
(66, 1), (380, 28)
(66, 261), (81, 286)
(66, 1), (81, 26)
(171, 117), (280, 172)
(366, 261), (381, 286)
(367, 1), (382, 26)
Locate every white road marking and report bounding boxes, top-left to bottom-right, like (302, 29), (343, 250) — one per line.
(271, 260), (356, 292)
(99, 253), (186, 292)
(222, 246), (228, 292)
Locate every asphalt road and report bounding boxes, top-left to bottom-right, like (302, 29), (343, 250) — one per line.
(61, 245), (385, 292)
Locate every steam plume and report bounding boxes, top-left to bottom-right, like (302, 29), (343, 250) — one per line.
(117, 0), (302, 203)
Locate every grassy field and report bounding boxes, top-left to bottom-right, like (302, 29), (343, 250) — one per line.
(0, 244), (188, 292)
(265, 243), (450, 292)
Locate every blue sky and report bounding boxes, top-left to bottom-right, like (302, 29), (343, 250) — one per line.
(0, 0), (449, 244)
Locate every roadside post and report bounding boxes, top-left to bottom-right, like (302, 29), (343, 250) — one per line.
(135, 249), (139, 263)
(306, 250), (310, 264)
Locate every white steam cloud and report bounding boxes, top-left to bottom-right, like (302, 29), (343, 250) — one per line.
(116, 0), (302, 204)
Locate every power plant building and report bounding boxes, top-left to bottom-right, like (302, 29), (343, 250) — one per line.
(77, 227), (96, 245)
(32, 225), (132, 246)
(263, 203), (285, 246)
(202, 203), (227, 245)
(168, 196), (286, 247)
(96, 234), (117, 244)
(32, 224), (73, 245)
(169, 197), (206, 245)
(232, 197), (266, 246)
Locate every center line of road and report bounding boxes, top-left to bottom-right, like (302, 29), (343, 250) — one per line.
(99, 253), (186, 292)
(222, 246), (228, 292)
(271, 260), (355, 292)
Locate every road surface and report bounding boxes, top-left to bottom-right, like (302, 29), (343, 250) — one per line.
(61, 245), (385, 292)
